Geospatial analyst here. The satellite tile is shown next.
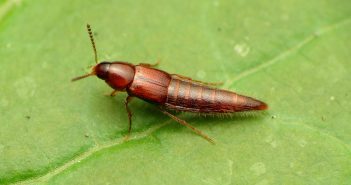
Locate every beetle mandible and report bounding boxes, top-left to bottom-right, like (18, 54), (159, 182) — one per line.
(72, 24), (268, 143)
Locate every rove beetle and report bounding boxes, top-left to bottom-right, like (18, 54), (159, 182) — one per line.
(72, 24), (268, 143)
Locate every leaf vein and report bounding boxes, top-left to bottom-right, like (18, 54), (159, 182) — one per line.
(0, 0), (22, 22)
(223, 17), (351, 89)
(11, 120), (171, 185)
(283, 120), (351, 152)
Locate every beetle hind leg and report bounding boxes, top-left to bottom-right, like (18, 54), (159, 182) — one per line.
(159, 108), (215, 144)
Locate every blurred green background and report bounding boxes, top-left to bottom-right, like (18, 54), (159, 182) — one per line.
(0, 0), (350, 184)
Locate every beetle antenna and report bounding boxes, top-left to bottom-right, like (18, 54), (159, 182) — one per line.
(87, 24), (98, 64)
(71, 72), (95, 82)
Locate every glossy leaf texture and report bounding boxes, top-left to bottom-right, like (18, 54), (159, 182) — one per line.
(0, 0), (350, 184)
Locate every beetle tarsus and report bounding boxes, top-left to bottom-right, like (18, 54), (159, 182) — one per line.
(123, 134), (130, 142)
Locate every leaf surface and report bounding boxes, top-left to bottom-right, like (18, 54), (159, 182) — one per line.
(0, 0), (350, 184)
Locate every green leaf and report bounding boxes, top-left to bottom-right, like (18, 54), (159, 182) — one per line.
(1, 0), (350, 184)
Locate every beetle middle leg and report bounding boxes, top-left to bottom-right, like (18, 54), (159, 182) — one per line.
(124, 96), (133, 140)
(159, 108), (215, 144)
(172, 74), (223, 87)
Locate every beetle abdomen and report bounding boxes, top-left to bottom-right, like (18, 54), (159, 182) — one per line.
(165, 78), (267, 113)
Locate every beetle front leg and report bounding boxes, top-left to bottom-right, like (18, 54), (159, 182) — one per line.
(107, 90), (119, 97)
(104, 90), (118, 97)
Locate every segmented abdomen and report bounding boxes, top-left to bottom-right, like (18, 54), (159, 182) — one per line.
(165, 78), (267, 113)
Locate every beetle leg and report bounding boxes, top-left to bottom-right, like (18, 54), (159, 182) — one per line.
(172, 74), (223, 87)
(159, 108), (215, 144)
(139, 59), (160, 68)
(124, 96), (133, 140)
(106, 90), (119, 97)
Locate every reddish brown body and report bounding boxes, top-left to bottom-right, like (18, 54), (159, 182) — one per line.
(73, 24), (268, 143)
(96, 62), (267, 113)
(166, 78), (267, 112)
